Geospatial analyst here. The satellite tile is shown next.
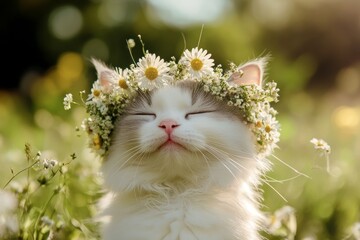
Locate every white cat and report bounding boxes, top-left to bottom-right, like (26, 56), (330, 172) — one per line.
(95, 59), (270, 240)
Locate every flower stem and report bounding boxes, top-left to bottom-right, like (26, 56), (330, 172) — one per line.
(326, 154), (330, 173)
(3, 160), (40, 189)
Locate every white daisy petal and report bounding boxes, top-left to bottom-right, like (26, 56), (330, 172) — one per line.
(134, 53), (171, 90)
(180, 47), (215, 79)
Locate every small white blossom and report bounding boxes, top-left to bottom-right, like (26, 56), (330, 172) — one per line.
(127, 39), (135, 48)
(266, 205), (297, 239)
(41, 216), (54, 226)
(351, 222), (360, 240)
(310, 138), (332, 173)
(50, 159), (58, 167)
(0, 190), (19, 237)
(42, 158), (58, 169)
(310, 138), (331, 155)
(63, 93), (73, 110)
(0, 190), (17, 215)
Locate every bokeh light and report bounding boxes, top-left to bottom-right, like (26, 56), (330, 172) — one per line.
(82, 39), (109, 61)
(146, 0), (232, 27)
(336, 66), (360, 95)
(49, 5), (83, 40)
(56, 52), (84, 89)
(251, 0), (293, 30)
(332, 106), (360, 132)
(97, 0), (126, 27)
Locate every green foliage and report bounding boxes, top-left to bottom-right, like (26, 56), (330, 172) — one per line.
(1, 140), (102, 239)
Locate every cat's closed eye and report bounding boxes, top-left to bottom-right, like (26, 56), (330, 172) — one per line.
(131, 113), (157, 120)
(185, 110), (215, 119)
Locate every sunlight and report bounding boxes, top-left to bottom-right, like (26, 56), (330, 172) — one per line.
(146, 0), (231, 27)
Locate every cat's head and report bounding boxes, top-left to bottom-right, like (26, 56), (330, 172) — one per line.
(97, 58), (271, 192)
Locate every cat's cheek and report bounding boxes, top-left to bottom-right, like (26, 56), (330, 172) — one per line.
(173, 131), (206, 151)
(138, 124), (167, 152)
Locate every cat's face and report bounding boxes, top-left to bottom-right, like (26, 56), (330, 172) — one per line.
(102, 81), (261, 192)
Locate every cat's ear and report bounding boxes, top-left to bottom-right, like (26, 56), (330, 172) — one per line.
(227, 58), (267, 87)
(91, 58), (116, 88)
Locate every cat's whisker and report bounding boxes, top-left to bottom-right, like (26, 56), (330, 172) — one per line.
(261, 178), (288, 203)
(183, 137), (253, 179)
(271, 154), (310, 179)
(204, 146), (239, 182)
(183, 150), (198, 178)
(132, 152), (149, 200)
(192, 146), (216, 184)
(111, 136), (141, 144)
(204, 142), (252, 158)
(206, 136), (255, 159)
(106, 145), (143, 178)
(263, 174), (303, 183)
(204, 144), (248, 172)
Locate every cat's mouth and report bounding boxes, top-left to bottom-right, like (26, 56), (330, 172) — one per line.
(158, 139), (187, 151)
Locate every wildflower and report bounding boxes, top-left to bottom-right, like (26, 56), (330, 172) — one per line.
(93, 89), (101, 97)
(351, 222), (360, 240)
(8, 181), (25, 194)
(0, 190), (17, 215)
(310, 138), (331, 172)
(127, 39), (135, 48)
(134, 53), (171, 90)
(310, 138), (331, 155)
(41, 216), (54, 227)
(181, 47), (214, 78)
(50, 159), (58, 167)
(115, 68), (130, 90)
(92, 133), (102, 150)
(63, 93), (73, 110)
(266, 205), (297, 239)
(42, 158), (58, 169)
(0, 190), (19, 237)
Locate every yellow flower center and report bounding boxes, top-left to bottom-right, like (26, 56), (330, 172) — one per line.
(265, 125), (272, 133)
(191, 58), (203, 71)
(93, 134), (102, 149)
(93, 89), (100, 97)
(255, 121), (262, 128)
(118, 79), (128, 89)
(145, 67), (158, 81)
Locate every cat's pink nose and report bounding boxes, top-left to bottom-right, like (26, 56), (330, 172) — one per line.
(158, 119), (179, 135)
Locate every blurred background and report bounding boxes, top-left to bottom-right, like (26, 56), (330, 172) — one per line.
(1, 0), (360, 239)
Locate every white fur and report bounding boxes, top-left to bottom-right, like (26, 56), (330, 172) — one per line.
(98, 85), (269, 240)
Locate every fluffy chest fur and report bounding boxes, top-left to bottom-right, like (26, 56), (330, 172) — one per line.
(101, 181), (262, 240)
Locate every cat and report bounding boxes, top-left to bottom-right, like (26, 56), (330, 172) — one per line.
(94, 58), (271, 240)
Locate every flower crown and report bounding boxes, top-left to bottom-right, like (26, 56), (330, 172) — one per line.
(64, 43), (280, 158)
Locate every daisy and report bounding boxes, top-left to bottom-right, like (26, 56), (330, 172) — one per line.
(310, 138), (332, 172)
(134, 53), (171, 90)
(115, 68), (130, 90)
(310, 138), (331, 154)
(92, 59), (132, 94)
(181, 47), (214, 78)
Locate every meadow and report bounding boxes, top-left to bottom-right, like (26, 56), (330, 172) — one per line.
(1, 0), (360, 239)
